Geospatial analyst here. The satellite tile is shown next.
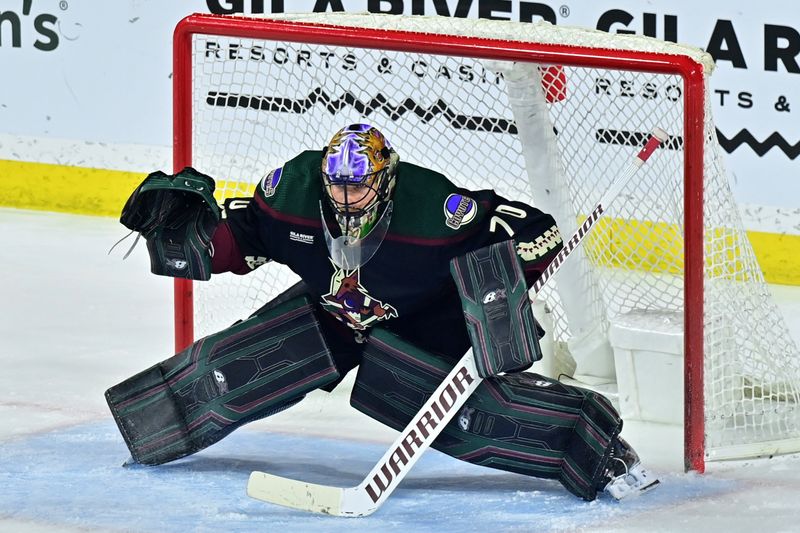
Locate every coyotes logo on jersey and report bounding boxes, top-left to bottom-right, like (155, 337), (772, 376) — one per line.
(321, 263), (398, 330)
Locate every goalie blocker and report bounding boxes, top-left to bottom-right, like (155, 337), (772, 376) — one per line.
(105, 294), (339, 465)
(450, 239), (542, 377)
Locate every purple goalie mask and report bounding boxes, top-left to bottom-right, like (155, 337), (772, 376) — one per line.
(322, 123), (394, 184)
(320, 123), (399, 268)
(321, 123), (397, 233)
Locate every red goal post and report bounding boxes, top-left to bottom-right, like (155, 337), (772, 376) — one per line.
(170, 12), (795, 474)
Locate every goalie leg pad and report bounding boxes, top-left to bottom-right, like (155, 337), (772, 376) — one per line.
(350, 328), (622, 501)
(450, 240), (542, 377)
(105, 294), (339, 465)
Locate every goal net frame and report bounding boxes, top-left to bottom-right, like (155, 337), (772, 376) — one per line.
(171, 12), (789, 474)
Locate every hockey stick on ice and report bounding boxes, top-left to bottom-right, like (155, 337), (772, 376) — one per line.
(247, 128), (669, 517)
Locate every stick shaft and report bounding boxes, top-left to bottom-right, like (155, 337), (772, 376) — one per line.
(533, 128), (668, 294)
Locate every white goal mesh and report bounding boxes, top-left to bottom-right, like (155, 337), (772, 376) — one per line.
(176, 12), (800, 468)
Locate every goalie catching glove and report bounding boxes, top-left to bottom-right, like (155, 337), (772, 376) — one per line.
(119, 167), (221, 280)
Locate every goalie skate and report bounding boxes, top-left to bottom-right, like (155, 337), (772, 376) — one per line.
(599, 437), (660, 500)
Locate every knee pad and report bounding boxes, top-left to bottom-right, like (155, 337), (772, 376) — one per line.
(105, 294), (339, 465)
(350, 328), (621, 500)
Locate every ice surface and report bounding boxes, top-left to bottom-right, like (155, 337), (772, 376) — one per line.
(2, 208), (799, 533)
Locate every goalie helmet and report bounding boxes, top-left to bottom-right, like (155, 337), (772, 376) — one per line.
(320, 124), (399, 268)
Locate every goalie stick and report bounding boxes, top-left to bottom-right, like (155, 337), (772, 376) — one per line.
(247, 128), (670, 517)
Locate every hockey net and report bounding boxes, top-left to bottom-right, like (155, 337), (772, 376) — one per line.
(173, 12), (800, 471)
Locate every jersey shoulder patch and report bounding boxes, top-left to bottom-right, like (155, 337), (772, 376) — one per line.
(443, 193), (479, 229)
(260, 167), (283, 198)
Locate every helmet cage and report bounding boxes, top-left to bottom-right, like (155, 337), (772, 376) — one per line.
(320, 124), (398, 240)
(322, 166), (393, 219)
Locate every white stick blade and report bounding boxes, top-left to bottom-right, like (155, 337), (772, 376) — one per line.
(247, 471), (345, 516)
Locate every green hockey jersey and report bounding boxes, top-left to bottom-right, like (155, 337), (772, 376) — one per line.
(212, 150), (563, 331)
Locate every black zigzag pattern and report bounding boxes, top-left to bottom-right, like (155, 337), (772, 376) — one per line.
(206, 90), (799, 159)
(206, 89), (516, 134)
(716, 129), (800, 160)
(598, 128), (800, 159)
(596, 129), (683, 151)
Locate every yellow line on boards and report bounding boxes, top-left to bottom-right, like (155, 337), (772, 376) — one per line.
(583, 218), (800, 286)
(0, 159), (145, 218)
(2, 159), (798, 286)
(748, 231), (800, 286)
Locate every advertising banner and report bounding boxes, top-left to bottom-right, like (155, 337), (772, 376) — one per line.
(0, 0), (798, 229)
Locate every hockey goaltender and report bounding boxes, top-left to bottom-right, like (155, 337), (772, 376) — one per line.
(105, 123), (659, 509)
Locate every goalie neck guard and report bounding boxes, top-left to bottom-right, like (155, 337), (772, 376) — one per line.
(320, 123), (398, 268)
